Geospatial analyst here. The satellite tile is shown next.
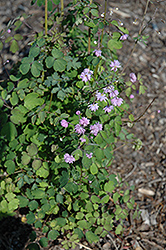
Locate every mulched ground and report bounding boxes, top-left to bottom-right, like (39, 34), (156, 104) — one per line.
(0, 0), (165, 249)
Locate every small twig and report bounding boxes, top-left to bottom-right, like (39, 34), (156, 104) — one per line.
(141, 239), (165, 250)
(122, 163), (137, 181)
(75, 242), (92, 250)
(107, 233), (119, 250)
(120, 234), (137, 250)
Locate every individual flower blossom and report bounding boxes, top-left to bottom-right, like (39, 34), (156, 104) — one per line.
(110, 60), (121, 72)
(79, 117), (90, 127)
(75, 124), (85, 134)
(130, 94), (134, 99)
(88, 103), (99, 112)
(109, 89), (119, 98)
(64, 153), (75, 164)
(129, 73), (137, 83)
(101, 13), (104, 17)
(94, 41), (97, 44)
(111, 97), (123, 106)
(7, 29), (11, 33)
(103, 105), (114, 113)
(93, 49), (102, 57)
(103, 85), (115, 93)
(76, 110), (81, 115)
(157, 110), (160, 113)
(90, 122), (102, 136)
(96, 91), (108, 102)
(61, 119), (69, 128)
(86, 153), (93, 159)
(80, 137), (86, 142)
(120, 34), (128, 40)
(80, 68), (93, 83)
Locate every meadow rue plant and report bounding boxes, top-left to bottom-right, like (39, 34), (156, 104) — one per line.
(0, 0), (147, 249)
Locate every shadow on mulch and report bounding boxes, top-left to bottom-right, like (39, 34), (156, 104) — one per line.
(0, 214), (32, 250)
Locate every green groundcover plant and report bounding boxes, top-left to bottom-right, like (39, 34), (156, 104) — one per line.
(0, 0), (147, 249)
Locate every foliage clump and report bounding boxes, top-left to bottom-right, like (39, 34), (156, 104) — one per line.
(0, 0), (145, 249)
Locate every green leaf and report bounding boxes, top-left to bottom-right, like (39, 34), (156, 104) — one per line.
(32, 159), (42, 170)
(31, 61), (43, 77)
(115, 224), (123, 234)
(101, 195), (109, 203)
(53, 58), (66, 72)
(104, 181), (115, 193)
(91, 195), (100, 203)
(1, 122), (17, 141)
(26, 211), (36, 224)
(10, 92), (18, 106)
(48, 230), (59, 240)
(21, 152), (31, 165)
(36, 162), (49, 178)
(31, 188), (46, 199)
(52, 48), (64, 58)
(39, 237), (48, 248)
(91, 9), (99, 17)
(90, 163), (98, 175)
(24, 93), (44, 110)
(29, 200), (39, 211)
(65, 182), (78, 194)
(85, 231), (99, 244)
(29, 46), (40, 57)
(108, 39), (122, 50)
(52, 0), (60, 4)
(45, 56), (54, 68)
(72, 149), (82, 160)
(113, 192), (120, 203)
(19, 63), (30, 75)
(17, 195), (29, 207)
(57, 90), (66, 101)
(27, 243), (40, 250)
(56, 194), (63, 204)
(27, 143), (38, 156)
(10, 40), (19, 53)
(4, 160), (15, 174)
(14, 34), (23, 41)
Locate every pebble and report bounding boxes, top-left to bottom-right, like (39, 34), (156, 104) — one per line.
(103, 242), (111, 250)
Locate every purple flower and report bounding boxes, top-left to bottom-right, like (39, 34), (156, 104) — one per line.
(110, 60), (121, 72)
(80, 137), (86, 142)
(111, 97), (123, 106)
(96, 91), (108, 102)
(103, 105), (114, 113)
(7, 29), (11, 34)
(103, 85), (115, 93)
(109, 89), (119, 98)
(130, 94), (134, 99)
(90, 122), (102, 136)
(129, 73), (137, 83)
(64, 153), (75, 164)
(88, 103), (99, 112)
(75, 124), (85, 134)
(86, 153), (93, 158)
(80, 68), (93, 82)
(61, 119), (69, 128)
(93, 49), (102, 57)
(79, 117), (90, 127)
(120, 34), (128, 40)
(76, 110), (81, 115)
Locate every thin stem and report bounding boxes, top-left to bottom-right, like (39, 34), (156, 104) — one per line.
(94, 0), (107, 77)
(88, 0), (93, 54)
(61, 0), (64, 16)
(100, 0), (107, 45)
(45, 0), (48, 35)
(48, 93), (53, 112)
